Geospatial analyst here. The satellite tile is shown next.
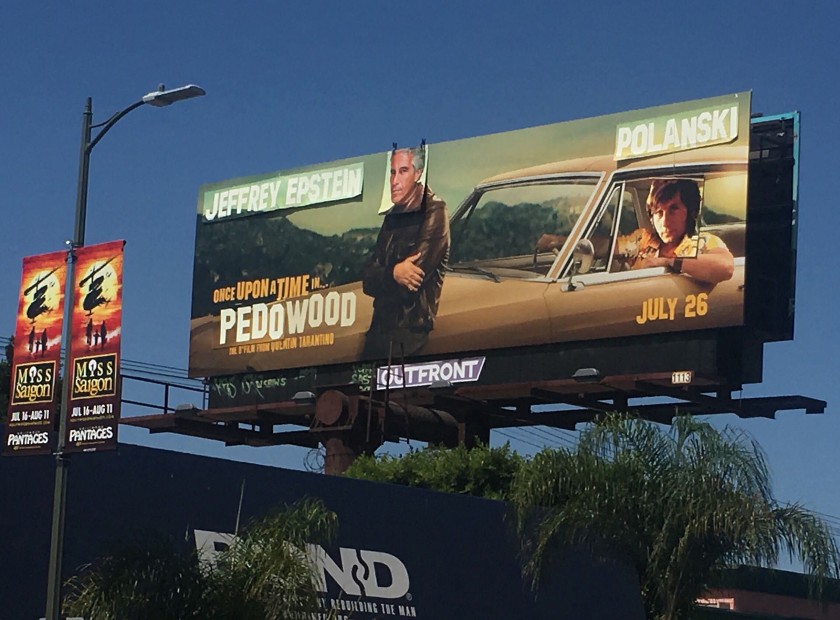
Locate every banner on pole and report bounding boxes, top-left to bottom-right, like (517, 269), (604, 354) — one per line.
(64, 240), (125, 453)
(3, 251), (67, 456)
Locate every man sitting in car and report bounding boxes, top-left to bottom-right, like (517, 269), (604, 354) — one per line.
(630, 178), (734, 284)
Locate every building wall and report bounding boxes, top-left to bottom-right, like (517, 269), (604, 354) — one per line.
(705, 588), (840, 620)
(0, 438), (645, 620)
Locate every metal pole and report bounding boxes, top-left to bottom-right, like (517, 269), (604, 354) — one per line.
(44, 97), (91, 620)
(40, 85), (203, 617)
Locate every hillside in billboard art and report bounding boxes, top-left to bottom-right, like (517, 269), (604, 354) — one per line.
(190, 93), (750, 377)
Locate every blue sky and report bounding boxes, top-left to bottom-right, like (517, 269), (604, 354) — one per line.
(2, 2), (840, 543)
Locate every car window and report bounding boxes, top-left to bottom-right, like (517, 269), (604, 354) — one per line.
(616, 185), (642, 237)
(697, 171), (747, 257)
(583, 185), (621, 274)
(449, 179), (598, 277)
(700, 172), (747, 226)
(606, 176), (710, 271)
(609, 182), (644, 272)
(577, 182), (642, 274)
(576, 176), (708, 275)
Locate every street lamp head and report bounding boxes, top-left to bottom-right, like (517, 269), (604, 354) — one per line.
(142, 84), (206, 107)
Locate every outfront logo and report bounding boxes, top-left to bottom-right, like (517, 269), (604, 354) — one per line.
(308, 544), (410, 600)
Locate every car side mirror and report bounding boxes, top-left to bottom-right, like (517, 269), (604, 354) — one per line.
(571, 239), (594, 276)
(562, 239), (594, 292)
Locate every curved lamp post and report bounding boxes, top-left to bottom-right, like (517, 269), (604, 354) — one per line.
(45, 84), (205, 620)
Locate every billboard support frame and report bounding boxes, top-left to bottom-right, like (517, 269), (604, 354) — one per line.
(123, 370), (825, 473)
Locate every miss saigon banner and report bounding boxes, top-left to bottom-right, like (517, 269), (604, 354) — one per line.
(64, 240), (125, 453)
(3, 251), (67, 456)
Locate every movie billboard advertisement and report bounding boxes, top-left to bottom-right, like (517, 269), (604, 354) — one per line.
(3, 251), (67, 456)
(190, 93), (750, 378)
(64, 240), (125, 453)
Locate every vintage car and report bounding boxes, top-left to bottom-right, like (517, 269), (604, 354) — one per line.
(189, 144), (747, 374)
(423, 146), (747, 355)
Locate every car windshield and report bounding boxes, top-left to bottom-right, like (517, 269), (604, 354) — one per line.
(449, 178), (598, 277)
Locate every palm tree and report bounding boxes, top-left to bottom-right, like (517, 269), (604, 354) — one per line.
(64, 498), (337, 620)
(512, 414), (840, 620)
(62, 536), (207, 620)
(205, 498), (337, 619)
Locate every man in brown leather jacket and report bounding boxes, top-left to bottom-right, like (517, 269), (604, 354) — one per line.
(362, 147), (449, 359)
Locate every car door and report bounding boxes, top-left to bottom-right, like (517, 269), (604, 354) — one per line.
(429, 175), (602, 354)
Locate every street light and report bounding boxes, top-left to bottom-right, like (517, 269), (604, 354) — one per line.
(45, 83), (205, 620)
(143, 84), (205, 107)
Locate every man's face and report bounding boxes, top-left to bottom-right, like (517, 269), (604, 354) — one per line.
(651, 192), (689, 245)
(390, 150), (422, 206)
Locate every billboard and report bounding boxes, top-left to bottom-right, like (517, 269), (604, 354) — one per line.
(64, 240), (125, 453)
(190, 93), (750, 378)
(3, 251), (67, 455)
